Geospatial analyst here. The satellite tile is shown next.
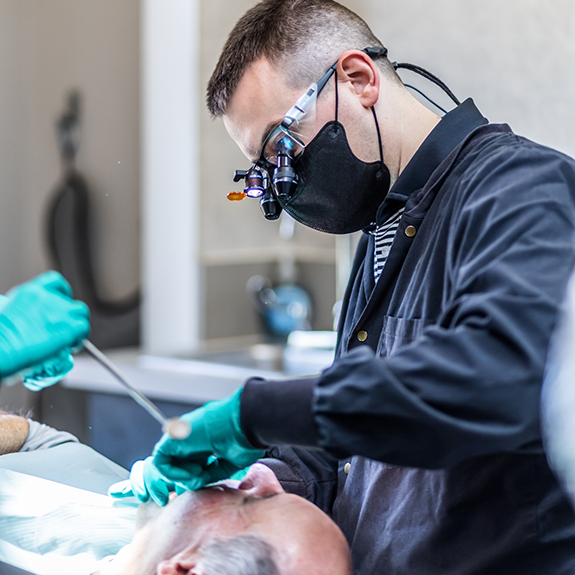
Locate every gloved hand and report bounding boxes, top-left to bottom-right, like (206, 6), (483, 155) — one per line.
(21, 348), (75, 391)
(153, 388), (264, 491)
(108, 458), (252, 507)
(0, 294), (75, 390)
(0, 271), (89, 379)
(109, 457), (184, 506)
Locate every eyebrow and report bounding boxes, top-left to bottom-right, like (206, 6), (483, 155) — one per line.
(263, 492), (281, 500)
(243, 492), (282, 505)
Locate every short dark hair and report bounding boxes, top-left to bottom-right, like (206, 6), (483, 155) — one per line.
(206, 0), (399, 118)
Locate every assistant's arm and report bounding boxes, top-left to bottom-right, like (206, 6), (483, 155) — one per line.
(0, 411), (29, 454)
(242, 145), (575, 469)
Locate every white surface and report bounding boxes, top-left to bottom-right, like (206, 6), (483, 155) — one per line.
(287, 331), (337, 350)
(0, 468), (136, 575)
(141, 0), (201, 355)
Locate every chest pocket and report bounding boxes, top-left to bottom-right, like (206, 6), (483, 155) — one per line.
(376, 316), (427, 358)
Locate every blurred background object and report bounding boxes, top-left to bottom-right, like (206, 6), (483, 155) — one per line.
(542, 269), (575, 509)
(46, 91), (140, 349)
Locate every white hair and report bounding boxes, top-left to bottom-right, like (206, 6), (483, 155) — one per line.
(198, 534), (280, 575)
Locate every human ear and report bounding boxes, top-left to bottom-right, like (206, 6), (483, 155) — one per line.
(336, 50), (380, 108)
(238, 463), (284, 497)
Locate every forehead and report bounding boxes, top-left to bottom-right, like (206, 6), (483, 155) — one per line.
(151, 483), (280, 526)
(223, 57), (304, 161)
(155, 484), (315, 538)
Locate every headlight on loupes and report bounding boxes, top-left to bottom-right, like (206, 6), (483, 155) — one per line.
(228, 164), (285, 221)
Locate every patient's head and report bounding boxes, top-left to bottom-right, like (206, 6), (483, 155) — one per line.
(100, 464), (351, 575)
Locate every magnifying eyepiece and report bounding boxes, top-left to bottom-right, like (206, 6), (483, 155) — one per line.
(231, 163), (282, 219)
(273, 153), (298, 199)
(260, 187), (282, 220)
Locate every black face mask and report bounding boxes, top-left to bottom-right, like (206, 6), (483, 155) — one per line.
(275, 110), (390, 235)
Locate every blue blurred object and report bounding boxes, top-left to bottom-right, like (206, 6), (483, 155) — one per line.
(247, 275), (312, 337)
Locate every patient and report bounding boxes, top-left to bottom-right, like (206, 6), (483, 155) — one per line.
(99, 463), (351, 575)
(0, 411), (352, 575)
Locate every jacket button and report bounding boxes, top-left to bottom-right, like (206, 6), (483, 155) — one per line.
(357, 330), (368, 342)
(344, 462), (351, 474)
(405, 225), (417, 237)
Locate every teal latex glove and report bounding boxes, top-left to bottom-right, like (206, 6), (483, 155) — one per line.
(229, 465), (251, 482)
(109, 457), (185, 506)
(21, 348), (75, 391)
(0, 292), (74, 390)
(153, 388), (264, 491)
(0, 271), (89, 379)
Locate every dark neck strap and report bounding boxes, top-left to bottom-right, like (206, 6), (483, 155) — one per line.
(372, 106), (383, 164)
(334, 71), (339, 123)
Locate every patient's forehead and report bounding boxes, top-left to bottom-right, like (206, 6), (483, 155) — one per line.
(141, 481), (275, 531)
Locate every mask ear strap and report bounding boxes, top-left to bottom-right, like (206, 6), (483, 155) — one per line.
(372, 107), (383, 164)
(334, 70), (339, 123)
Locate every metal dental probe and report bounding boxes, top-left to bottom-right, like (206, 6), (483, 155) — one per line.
(82, 340), (191, 440)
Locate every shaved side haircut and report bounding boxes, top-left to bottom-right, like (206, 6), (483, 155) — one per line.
(207, 0), (401, 118)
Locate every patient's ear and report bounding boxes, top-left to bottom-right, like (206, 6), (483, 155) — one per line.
(238, 463), (284, 498)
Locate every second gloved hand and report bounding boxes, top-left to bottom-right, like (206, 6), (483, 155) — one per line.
(109, 457), (184, 507)
(0, 271), (90, 379)
(153, 388), (264, 491)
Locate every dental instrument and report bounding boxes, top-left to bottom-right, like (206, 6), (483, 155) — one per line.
(82, 340), (191, 440)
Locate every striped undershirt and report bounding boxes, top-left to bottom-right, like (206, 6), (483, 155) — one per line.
(374, 208), (404, 282)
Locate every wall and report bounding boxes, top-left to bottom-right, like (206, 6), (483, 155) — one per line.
(0, 0), (140, 300)
(361, 0), (575, 157)
(0, 1), (26, 408)
(0, 1), (24, 293)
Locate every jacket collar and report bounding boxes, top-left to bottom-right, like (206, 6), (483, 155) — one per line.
(375, 98), (488, 225)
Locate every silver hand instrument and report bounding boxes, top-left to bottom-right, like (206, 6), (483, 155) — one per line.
(82, 340), (190, 440)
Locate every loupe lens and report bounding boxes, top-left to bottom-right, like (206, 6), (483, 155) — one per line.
(263, 128), (304, 165)
(260, 188), (282, 220)
(273, 154), (298, 199)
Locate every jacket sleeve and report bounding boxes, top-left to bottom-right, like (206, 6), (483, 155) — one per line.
(242, 143), (575, 469)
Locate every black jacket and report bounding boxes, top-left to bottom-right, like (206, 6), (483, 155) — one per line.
(241, 100), (575, 574)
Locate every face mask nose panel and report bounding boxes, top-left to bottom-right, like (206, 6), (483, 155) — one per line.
(277, 121), (389, 234)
